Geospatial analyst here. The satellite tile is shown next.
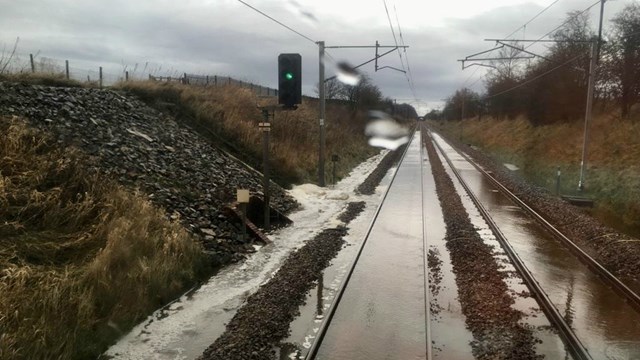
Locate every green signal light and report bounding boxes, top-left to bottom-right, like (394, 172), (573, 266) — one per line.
(285, 72), (294, 80)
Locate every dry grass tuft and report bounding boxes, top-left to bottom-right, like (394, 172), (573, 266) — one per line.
(0, 72), (84, 88)
(0, 116), (210, 359)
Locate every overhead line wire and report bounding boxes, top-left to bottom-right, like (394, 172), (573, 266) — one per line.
(524, 0), (601, 50)
(504, 0), (562, 39)
(459, 1), (562, 91)
(383, 0), (418, 103)
(466, 0), (599, 98)
(383, 0), (405, 70)
(393, 3), (418, 100)
(236, 0), (317, 44)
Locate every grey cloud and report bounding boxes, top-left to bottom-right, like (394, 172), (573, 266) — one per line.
(0, 0), (633, 112)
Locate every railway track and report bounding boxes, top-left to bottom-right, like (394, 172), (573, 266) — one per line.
(434, 132), (640, 313)
(304, 125), (640, 359)
(428, 129), (592, 360)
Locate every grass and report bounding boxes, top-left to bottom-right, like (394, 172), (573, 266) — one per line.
(432, 113), (640, 236)
(116, 80), (379, 187)
(0, 116), (211, 359)
(0, 72), (85, 88)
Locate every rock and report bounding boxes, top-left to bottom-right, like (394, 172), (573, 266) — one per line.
(201, 228), (216, 236)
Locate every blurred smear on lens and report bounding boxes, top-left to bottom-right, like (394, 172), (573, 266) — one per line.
(336, 62), (361, 86)
(365, 111), (409, 150)
(287, 0), (318, 24)
(368, 136), (409, 150)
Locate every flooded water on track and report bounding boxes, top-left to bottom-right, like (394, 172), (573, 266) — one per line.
(432, 133), (640, 360)
(315, 133), (428, 359)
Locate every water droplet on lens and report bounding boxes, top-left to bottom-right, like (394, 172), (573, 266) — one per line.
(368, 136), (409, 150)
(364, 113), (409, 150)
(336, 62), (361, 86)
(287, 0), (318, 24)
(368, 110), (392, 121)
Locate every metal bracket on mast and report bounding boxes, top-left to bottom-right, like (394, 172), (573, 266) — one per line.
(458, 44), (534, 70)
(323, 41), (408, 82)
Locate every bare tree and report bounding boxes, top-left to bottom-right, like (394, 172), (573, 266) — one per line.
(489, 41), (525, 80)
(336, 75), (382, 109)
(314, 77), (343, 100)
(485, 42), (526, 119)
(442, 88), (482, 121)
(0, 37), (20, 75)
(607, 3), (640, 117)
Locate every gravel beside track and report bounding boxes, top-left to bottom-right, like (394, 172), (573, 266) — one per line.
(355, 146), (405, 195)
(423, 131), (542, 359)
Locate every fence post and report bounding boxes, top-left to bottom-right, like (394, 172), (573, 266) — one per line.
(228, 77), (231, 85)
(30, 54), (35, 73)
(99, 67), (103, 88)
(206, 75), (209, 86)
(214, 75), (217, 86)
(125, 71), (129, 81)
(65, 60), (70, 79)
(183, 72), (187, 85)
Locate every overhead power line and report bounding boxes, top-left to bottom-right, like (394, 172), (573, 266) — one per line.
(382, 0), (402, 65)
(459, 1), (562, 91)
(525, 0), (601, 50)
(504, 0), (562, 39)
(393, 3), (418, 100)
(485, 52), (586, 99)
(460, 0), (600, 91)
(236, 0), (317, 44)
(382, 0), (418, 101)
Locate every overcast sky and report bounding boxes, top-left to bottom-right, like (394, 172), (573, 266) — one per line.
(0, 0), (634, 114)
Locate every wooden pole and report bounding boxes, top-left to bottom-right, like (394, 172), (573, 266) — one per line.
(30, 54), (35, 73)
(65, 60), (69, 79)
(99, 67), (103, 88)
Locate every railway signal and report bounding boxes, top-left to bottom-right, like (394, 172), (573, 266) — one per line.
(278, 53), (301, 109)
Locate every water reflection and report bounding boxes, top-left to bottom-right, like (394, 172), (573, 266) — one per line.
(563, 275), (575, 328)
(317, 272), (324, 316)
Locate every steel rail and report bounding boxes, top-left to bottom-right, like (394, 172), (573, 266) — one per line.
(428, 130), (593, 360)
(420, 129), (433, 360)
(305, 129), (420, 360)
(439, 133), (640, 314)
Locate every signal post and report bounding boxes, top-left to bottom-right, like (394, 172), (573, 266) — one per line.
(259, 53), (302, 231)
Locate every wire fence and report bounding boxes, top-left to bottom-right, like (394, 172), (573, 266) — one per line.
(151, 74), (278, 97)
(0, 50), (278, 96)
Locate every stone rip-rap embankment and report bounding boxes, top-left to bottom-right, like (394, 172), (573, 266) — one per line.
(0, 81), (298, 266)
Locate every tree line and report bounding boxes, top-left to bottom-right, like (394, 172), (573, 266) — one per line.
(428, 3), (640, 125)
(317, 75), (418, 120)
